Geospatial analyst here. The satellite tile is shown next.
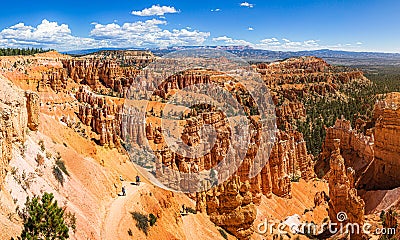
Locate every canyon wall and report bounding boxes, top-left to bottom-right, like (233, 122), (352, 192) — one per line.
(76, 86), (122, 148)
(257, 57), (363, 88)
(0, 77), (35, 189)
(319, 93), (400, 191)
(365, 92), (400, 190)
(318, 118), (374, 179)
(328, 139), (365, 240)
(199, 176), (257, 239)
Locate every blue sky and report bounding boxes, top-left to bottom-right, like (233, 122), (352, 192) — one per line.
(0, 0), (399, 52)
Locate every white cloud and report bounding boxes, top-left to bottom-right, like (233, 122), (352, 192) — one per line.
(0, 18), (365, 52)
(0, 19), (106, 51)
(212, 36), (252, 46)
(91, 19), (210, 48)
(240, 2), (254, 8)
(0, 18), (210, 51)
(259, 38), (281, 46)
(257, 38), (321, 50)
(213, 36), (326, 51)
(211, 8), (221, 12)
(131, 5), (179, 16)
(248, 27), (254, 31)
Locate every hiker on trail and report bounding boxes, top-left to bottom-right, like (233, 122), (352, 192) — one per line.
(136, 175), (140, 186)
(182, 204), (186, 213)
(122, 186), (126, 196)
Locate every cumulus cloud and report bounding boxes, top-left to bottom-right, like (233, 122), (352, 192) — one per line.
(0, 18), (210, 51)
(0, 18), (364, 52)
(257, 38), (321, 50)
(90, 19), (210, 48)
(188, 35), (356, 50)
(211, 8), (221, 12)
(0, 19), (106, 51)
(240, 2), (254, 8)
(212, 36), (252, 46)
(213, 36), (326, 51)
(131, 5), (179, 16)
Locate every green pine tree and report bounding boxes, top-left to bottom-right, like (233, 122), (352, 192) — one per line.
(19, 192), (70, 240)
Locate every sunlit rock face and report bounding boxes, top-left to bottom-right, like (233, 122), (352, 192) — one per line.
(328, 139), (365, 240)
(367, 92), (400, 190)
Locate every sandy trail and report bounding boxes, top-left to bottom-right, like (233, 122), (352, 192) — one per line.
(101, 181), (148, 240)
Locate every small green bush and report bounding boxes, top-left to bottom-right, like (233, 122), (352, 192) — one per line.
(38, 140), (45, 152)
(56, 158), (69, 176)
(131, 212), (149, 235)
(53, 166), (65, 186)
(149, 213), (157, 226)
(186, 207), (197, 214)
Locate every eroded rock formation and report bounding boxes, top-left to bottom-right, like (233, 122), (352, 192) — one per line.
(202, 176), (257, 239)
(40, 68), (68, 92)
(319, 93), (400, 191)
(328, 139), (365, 240)
(369, 92), (400, 190)
(0, 77), (28, 189)
(25, 91), (40, 131)
(62, 51), (153, 95)
(318, 118), (374, 178)
(257, 57), (363, 88)
(76, 86), (122, 148)
(257, 130), (314, 198)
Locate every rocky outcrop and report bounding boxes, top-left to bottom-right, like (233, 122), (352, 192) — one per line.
(368, 93), (400, 190)
(154, 71), (212, 99)
(258, 130), (314, 198)
(317, 118), (374, 178)
(328, 139), (365, 240)
(40, 68), (68, 92)
(63, 59), (139, 94)
(276, 102), (306, 128)
(0, 110), (13, 189)
(150, 108), (314, 199)
(25, 91), (40, 131)
(257, 57), (363, 88)
(76, 86), (122, 148)
(62, 51), (153, 95)
(0, 76), (28, 189)
(382, 208), (398, 239)
(202, 176), (257, 240)
(314, 191), (329, 207)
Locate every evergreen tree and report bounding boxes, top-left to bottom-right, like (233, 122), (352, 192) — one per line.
(19, 192), (70, 240)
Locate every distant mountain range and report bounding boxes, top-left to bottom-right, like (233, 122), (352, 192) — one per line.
(64, 46), (400, 66)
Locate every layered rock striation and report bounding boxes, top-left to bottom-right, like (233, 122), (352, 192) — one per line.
(328, 139), (365, 240)
(318, 118), (374, 179)
(76, 86), (122, 148)
(0, 77), (33, 189)
(365, 92), (400, 190)
(197, 176), (257, 239)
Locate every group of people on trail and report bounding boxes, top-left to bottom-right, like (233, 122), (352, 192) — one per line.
(120, 175), (141, 197)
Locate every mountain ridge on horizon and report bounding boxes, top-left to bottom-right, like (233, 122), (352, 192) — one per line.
(63, 46), (400, 66)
